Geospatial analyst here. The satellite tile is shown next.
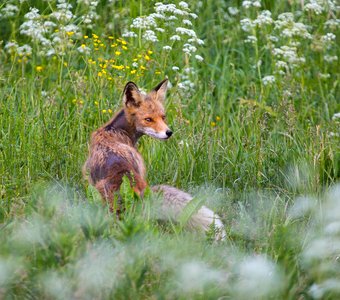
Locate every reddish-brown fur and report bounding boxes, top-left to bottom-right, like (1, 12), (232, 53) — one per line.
(83, 79), (171, 212)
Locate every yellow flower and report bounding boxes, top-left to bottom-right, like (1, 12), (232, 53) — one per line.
(216, 116), (221, 121)
(81, 44), (86, 48)
(63, 62), (68, 67)
(84, 35), (88, 39)
(66, 31), (74, 37)
(122, 46), (128, 50)
(155, 71), (161, 75)
(211, 121), (216, 127)
(131, 70), (137, 74)
(100, 43), (105, 47)
(144, 55), (150, 61)
(111, 43), (117, 48)
(140, 65), (146, 70)
(112, 65), (124, 70)
(18, 59), (22, 63)
(121, 40), (127, 45)
(92, 33), (99, 39)
(108, 109), (113, 113)
(148, 50), (153, 55)
(108, 77), (113, 81)
(98, 72), (103, 77)
(72, 99), (77, 104)
(108, 36), (114, 40)
(115, 51), (121, 56)
(79, 100), (84, 105)
(102, 109), (107, 113)
(94, 101), (99, 106)
(36, 66), (43, 72)
(133, 58), (138, 62)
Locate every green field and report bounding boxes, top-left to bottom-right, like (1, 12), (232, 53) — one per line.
(0, 0), (339, 299)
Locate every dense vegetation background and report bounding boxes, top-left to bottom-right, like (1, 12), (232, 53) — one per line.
(0, 0), (339, 299)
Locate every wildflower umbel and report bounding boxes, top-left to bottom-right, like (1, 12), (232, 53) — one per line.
(123, 2), (204, 62)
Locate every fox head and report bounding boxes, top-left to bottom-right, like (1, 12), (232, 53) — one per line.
(122, 79), (173, 140)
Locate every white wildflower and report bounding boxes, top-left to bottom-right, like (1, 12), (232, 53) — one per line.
(25, 7), (40, 20)
(167, 15), (178, 21)
(242, 1), (251, 8)
(0, 4), (19, 19)
(273, 46), (305, 67)
(240, 18), (254, 32)
(163, 45), (172, 51)
(321, 33), (336, 42)
(150, 13), (165, 19)
(319, 73), (331, 80)
(253, 10), (273, 26)
(324, 19), (340, 30)
(17, 45), (33, 56)
(143, 30), (158, 42)
(122, 31), (138, 38)
(304, 0), (323, 15)
(190, 13), (198, 19)
(242, 0), (261, 8)
(324, 55), (338, 63)
(195, 54), (204, 62)
(77, 45), (91, 54)
(183, 19), (192, 26)
(131, 16), (156, 29)
(176, 27), (197, 37)
(4, 41), (18, 54)
(332, 113), (340, 120)
(43, 21), (56, 28)
(155, 27), (165, 32)
(170, 34), (181, 41)
(268, 35), (279, 42)
(183, 43), (197, 54)
(178, 1), (189, 10)
(228, 7), (239, 16)
(172, 66), (180, 71)
(132, 62), (138, 68)
(56, 2), (72, 10)
(262, 75), (275, 85)
(245, 35), (257, 43)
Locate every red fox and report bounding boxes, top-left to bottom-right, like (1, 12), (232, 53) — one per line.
(84, 79), (226, 240)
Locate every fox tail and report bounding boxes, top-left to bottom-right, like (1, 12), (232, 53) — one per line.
(151, 185), (226, 241)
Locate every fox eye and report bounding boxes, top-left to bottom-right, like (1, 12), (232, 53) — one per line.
(145, 118), (153, 122)
(162, 115), (166, 120)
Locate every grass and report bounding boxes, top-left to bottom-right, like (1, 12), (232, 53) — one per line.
(0, 0), (339, 299)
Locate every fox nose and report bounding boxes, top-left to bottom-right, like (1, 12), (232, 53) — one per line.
(166, 130), (173, 138)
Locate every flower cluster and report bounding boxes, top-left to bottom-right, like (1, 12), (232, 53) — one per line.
(123, 2), (204, 96)
(0, 3), (19, 19)
(123, 2), (203, 60)
(6, 0), (89, 58)
(238, 1), (338, 83)
(78, 34), (160, 82)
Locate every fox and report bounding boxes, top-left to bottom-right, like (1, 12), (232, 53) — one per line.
(83, 79), (226, 240)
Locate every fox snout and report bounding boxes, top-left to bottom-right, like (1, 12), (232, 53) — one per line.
(166, 130), (173, 138)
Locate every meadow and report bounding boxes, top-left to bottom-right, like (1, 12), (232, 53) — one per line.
(0, 0), (339, 299)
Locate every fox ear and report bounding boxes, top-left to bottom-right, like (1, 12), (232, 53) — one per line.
(123, 81), (142, 108)
(153, 79), (168, 102)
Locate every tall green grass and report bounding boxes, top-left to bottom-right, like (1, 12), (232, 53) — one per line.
(0, 0), (339, 298)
